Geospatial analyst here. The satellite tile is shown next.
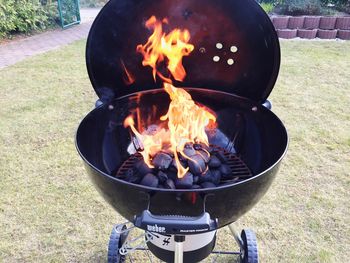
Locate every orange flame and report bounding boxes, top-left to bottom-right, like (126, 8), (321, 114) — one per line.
(121, 60), (135, 85)
(124, 16), (216, 178)
(136, 16), (194, 82)
(124, 116), (170, 168)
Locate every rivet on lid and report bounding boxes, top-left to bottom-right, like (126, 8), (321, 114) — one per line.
(230, 46), (238, 53)
(216, 43), (223, 49)
(213, 56), (220, 62)
(227, 58), (234, 65)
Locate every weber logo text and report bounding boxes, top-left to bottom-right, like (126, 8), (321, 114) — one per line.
(147, 224), (166, 233)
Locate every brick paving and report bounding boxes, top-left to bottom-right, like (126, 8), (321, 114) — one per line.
(0, 8), (100, 69)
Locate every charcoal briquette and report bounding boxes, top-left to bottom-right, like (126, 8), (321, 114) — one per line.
(145, 124), (159, 135)
(208, 155), (221, 168)
(157, 171), (168, 184)
(198, 169), (220, 185)
(180, 159), (188, 168)
(199, 169), (212, 183)
(168, 171), (178, 182)
(201, 182), (216, 188)
(207, 129), (231, 151)
(175, 172), (193, 189)
(188, 154), (206, 175)
(210, 169), (221, 185)
(123, 168), (134, 179)
(164, 178), (176, 189)
(197, 149), (210, 163)
(127, 175), (141, 184)
(183, 143), (196, 157)
(162, 148), (174, 158)
(194, 142), (210, 151)
(170, 159), (188, 171)
(215, 151), (228, 164)
(201, 143), (210, 152)
(152, 152), (173, 170)
(124, 169), (141, 184)
(140, 173), (159, 188)
(220, 164), (232, 178)
(168, 159), (178, 173)
(193, 143), (202, 150)
(135, 160), (153, 175)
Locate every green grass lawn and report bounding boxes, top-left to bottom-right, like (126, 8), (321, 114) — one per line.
(0, 40), (349, 263)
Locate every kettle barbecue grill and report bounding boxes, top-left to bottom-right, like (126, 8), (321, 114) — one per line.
(75, 0), (288, 262)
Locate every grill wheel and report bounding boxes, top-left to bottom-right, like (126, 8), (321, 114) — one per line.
(240, 229), (259, 263)
(108, 224), (129, 263)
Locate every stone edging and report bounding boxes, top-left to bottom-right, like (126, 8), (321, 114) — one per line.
(270, 16), (350, 40)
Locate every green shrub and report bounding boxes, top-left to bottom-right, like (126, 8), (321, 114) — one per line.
(80, 0), (108, 8)
(258, 0), (284, 5)
(0, 0), (17, 37)
(320, 0), (349, 6)
(44, 1), (60, 26)
(15, 1), (48, 32)
(0, 0), (58, 38)
(277, 0), (323, 15)
(321, 0), (350, 13)
(273, 0), (350, 15)
(260, 2), (275, 13)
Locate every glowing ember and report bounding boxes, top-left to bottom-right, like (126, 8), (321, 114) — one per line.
(124, 16), (216, 178)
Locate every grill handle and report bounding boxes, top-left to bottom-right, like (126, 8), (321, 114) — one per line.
(134, 210), (218, 235)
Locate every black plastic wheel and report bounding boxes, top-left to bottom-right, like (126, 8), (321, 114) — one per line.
(107, 224), (129, 263)
(240, 229), (259, 263)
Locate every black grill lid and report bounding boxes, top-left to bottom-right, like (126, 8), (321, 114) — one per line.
(86, 0), (280, 104)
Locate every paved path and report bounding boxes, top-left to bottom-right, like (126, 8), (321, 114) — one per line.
(0, 8), (100, 69)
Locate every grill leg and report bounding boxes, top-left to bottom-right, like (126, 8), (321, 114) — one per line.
(228, 223), (244, 252)
(174, 235), (185, 263)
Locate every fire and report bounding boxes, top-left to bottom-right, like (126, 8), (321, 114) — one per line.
(124, 16), (216, 178)
(121, 60), (135, 85)
(136, 16), (194, 82)
(124, 115), (171, 168)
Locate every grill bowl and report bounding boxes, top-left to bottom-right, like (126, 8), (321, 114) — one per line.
(76, 88), (288, 229)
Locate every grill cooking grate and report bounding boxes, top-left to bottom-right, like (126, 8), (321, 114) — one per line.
(116, 145), (252, 184)
(210, 145), (253, 183)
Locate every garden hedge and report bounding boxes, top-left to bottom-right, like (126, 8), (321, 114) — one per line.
(0, 0), (59, 38)
(260, 0), (350, 15)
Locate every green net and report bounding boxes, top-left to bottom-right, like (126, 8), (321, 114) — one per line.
(57, 0), (80, 28)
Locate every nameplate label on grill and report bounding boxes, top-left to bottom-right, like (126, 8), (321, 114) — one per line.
(147, 224), (166, 233)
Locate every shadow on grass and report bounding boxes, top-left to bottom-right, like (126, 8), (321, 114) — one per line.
(85, 248), (240, 262)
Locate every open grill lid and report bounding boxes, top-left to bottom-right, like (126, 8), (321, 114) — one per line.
(86, 0), (280, 104)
